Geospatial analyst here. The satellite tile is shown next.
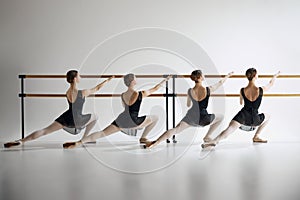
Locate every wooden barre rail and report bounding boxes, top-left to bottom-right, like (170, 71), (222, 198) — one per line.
(20, 93), (300, 97)
(19, 74), (300, 79)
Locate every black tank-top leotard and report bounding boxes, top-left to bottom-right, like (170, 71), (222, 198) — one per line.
(232, 87), (265, 127)
(181, 87), (215, 126)
(55, 90), (91, 134)
(111, 91), (146, 128)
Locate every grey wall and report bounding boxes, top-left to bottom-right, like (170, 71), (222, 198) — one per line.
(1, 0), (300, 141)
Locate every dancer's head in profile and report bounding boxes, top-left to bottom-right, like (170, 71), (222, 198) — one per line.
(123, 73), (136, 88)
(190, 69), (203, 83)
(66, 70), (79, 84)
(245, 68), (258, 81)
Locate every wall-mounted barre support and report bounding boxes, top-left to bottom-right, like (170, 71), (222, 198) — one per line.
(19, 75), (25, 139)
(172, 75), (177, 143)
(164, 75), (169, 143)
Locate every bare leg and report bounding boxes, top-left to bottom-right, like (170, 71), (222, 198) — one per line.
(203, 114), (224, 142)
(4, 122), (63, 148)
(202, 120), (240, 148)
(146, 121), (190, 148)
(253, 113), (270, 143)
(22, 122), (63, 143)
(82, 124), (120, 143)
(81, 113), (98, 139)
(63, 124), (121, 149)
(138, 115), (159, 143)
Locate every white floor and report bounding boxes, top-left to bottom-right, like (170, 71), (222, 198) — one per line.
(1, 136), (300, 200)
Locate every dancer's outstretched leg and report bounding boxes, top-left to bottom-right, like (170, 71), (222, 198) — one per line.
(145, 121), (190, 149)
(4, 122), (63, 148)
(202, 120), (240, 148)
(63, 124), (120, 149)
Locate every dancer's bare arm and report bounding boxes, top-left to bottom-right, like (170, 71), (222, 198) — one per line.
(82, 76), (114, 97)
(209, 72), (234, 92)
(239, 89), (243, 105)
(262, 71), (280, 92)
(187, 91), (192, 107)
(142, 75), (172, 97)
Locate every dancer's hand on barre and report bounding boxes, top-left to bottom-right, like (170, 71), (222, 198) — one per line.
(142, 75), (172, 97)
(221, 71), (234, 82)
(156, 75), (172, 88)
(226, 71), (234, 78)
(209, 71), (234, 92)
(98, 75), (114, 88)
(106, 75), (115, 82)
(273, 71), (281, 78)
(164, 75), (172, 81)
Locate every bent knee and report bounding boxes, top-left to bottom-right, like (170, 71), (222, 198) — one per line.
(215, 114), (224, 121)
(263, 113), (270, 121)
(91, 113), (99, 121)
(229, 120), (240, 128)
(149, 115), (159, 122)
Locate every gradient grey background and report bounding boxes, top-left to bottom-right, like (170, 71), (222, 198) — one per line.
(0, 0), (300, 142)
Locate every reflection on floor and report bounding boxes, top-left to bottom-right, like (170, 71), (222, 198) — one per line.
(1, 138), (300, 200)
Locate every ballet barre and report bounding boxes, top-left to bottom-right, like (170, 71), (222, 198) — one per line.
(19, 74), (300, 140)
(19, 74), (300, 78)
(20, 93), (300, 98)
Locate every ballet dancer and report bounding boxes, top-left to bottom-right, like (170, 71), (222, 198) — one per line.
(4, 70), (114, 148)
(202, 68), (280, 148)
(63, 73), (171, 149)
(144, 70), (234, 149)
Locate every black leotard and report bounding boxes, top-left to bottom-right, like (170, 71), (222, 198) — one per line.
(232, 87), (265, 126)
(55, 90), (91, 133)
(111, 91), (146, 128)
(181, 87), (215, 126)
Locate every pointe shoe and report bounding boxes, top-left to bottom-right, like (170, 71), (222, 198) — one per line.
(201, 143), (216, 149)
(143, 141), (156, 149)
(63, 142), (78, 149)
(253, 137), (268, 143)
(139, 138), (152, 145)
(4, 141), (21, 148)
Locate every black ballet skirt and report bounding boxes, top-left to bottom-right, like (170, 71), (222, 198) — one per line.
(232, 87), (265, 128)
(182, 87), (215, 127)
(55, 90), (91, 134)
(111, 91), (146, 129)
